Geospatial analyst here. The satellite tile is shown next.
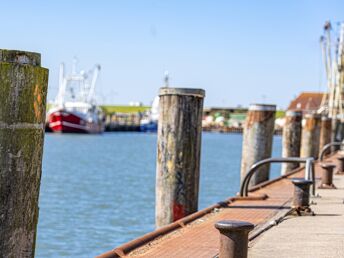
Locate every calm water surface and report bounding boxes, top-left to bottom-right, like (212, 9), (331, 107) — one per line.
(36, 132), (282, 257)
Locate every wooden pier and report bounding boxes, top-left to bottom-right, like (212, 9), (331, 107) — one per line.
(97, 152), (343, 258)
(105, 113), (141, 132)
(250, 157), (344, 257)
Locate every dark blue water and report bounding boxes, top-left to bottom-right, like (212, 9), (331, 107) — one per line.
(36, 132), (282, 257)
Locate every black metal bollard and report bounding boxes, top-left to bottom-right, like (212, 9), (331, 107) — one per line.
(335, 156), (344, 175)
(319, 163), (336, 189)
(291, 179), (313, 209)
(215, 220), (254, 258)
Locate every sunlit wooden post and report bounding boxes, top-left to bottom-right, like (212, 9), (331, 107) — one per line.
(240, 104), (276, 186)
(281, 110), (302, 175)
(300, 113), (321, 158)
(0, 50), (49, 257)
(319, 116), (332, 157)
(156, 87), (205, 228)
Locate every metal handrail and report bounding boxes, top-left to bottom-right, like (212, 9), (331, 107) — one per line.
(240, 157), (315, 197)
(319, 142), (343, 161)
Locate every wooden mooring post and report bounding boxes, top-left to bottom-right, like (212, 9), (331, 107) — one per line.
(155, 87), (205, 228)
(0, 50), (48, 257)
(319, 116), (332, 157)
(331, 118), (340, 152)
(240, 104), (276, 186)
(281, 110), (302, 175)
(300, 113), (321, 159)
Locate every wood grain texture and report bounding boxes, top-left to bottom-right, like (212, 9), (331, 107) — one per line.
(300, 114), (321, 159)
(240, 104), (276, 187)
(156, 87), (205, 228)
(319, 116), (332, 157)
(281, 111), (302, 175)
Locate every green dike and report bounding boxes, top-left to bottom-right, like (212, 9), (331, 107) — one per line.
(100, 105), (150, 114)
(276, 110), (285, 119)
(47, 104), (286, 117)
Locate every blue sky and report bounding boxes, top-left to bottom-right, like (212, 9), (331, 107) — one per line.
(1, 0), (343, 108)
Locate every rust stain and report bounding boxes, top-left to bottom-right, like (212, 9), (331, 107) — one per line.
(33, 84), (42, 121)
(173, 202), (185, 221)
(304, 116), (320, 130)
(322, 119), (332, 131)
(246, 111), (274, 128)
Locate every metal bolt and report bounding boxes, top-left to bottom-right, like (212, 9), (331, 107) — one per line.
(319, 163), (336, 189)
(215, 220), (254, 258)
(336, 156), (344, 174)
(291, 179), (313, 209)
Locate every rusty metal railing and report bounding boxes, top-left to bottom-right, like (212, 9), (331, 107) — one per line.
(319, 141), (344, 161)
(240, 157), (315, 197)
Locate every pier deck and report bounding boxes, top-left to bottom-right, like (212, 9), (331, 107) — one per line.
(249, 161), (344, 258)
(98, 153), (342, 258)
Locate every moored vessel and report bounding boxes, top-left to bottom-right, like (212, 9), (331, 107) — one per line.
(47, 59), (105, 133)
(140, 96), (159, 132)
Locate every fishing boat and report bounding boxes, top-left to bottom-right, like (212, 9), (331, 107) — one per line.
(140, 71), (169, 132)
(140, 96), (159, 132)
(47, 59), (105, 133)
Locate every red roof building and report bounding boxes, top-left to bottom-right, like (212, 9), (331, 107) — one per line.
(287, 92), (325, 114)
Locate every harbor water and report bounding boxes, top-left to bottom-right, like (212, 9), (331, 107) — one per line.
(36, 132), (282, 258)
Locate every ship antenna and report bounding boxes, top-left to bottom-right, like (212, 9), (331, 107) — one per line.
(164, 70), (169, 87)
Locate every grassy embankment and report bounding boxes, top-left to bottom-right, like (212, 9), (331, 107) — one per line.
(101, 106), (286, 117)
(48, 104), (285, 118)
(275, 110), (285, 119)
(100, 105), (150, 114)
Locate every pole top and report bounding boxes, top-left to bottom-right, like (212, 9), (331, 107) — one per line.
(159, 87), (205, 98)
(249, 104), (276, 112)
(215, 220), (254, 232)
(291, 178), (313, 186)
(286, 110), (302, 117)
(320, 162), (336, 169)
(0, 49), (41, 66)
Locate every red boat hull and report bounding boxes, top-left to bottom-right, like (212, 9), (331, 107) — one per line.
(48, 110), (104, 134)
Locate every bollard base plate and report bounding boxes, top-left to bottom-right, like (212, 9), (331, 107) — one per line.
(318, 184), (337, 189)
(290, 206), (315, 216)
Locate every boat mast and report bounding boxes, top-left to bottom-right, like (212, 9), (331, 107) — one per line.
(337, 23), (344, 119)
(319, 21), (344, 120)
(87, 64), (101, 103)
(56, 62), (67, 107)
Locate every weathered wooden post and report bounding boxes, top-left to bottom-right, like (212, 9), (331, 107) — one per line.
(339, 119), (344, 142)
(300, 113), (321, 158)
(331, 118), (340, 152)
(156, 87), (205, 228)
(319, 116), (332, 157)
(281, 110), (302, 175)
(240, 104), (276, 186)
(0, 50), (48, 257)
